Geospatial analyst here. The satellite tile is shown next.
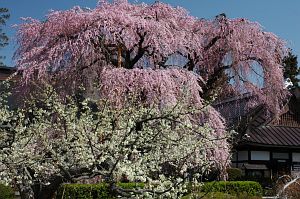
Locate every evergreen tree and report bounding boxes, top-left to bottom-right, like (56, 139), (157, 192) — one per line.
(283, 50), (300, 89)
(0, 8), (9, 67)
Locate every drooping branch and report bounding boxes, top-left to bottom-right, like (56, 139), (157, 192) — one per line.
(204, 35), (222, 51)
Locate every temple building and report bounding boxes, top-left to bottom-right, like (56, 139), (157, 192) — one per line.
(215, 88), (300, 180)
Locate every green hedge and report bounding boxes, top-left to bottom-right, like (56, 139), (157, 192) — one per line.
(56, 181), (261, 198)
(56, 183), (145, 199)
(183, 192), (262, 199)
(201, 181), (262, 196)
(0, 184), (15, 199)
(117, 182), (145, 189)
(227, 168), (242, 181)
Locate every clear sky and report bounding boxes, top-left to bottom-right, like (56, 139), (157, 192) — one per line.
(1, 0), (300, 67)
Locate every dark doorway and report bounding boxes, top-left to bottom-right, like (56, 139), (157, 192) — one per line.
(272, 160), (291, 179)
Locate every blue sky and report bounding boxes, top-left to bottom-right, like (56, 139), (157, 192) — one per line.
(1, 0), (300, 67)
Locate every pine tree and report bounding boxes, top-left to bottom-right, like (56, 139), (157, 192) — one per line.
(283, 50), (300, 89)
(0, 8), (10, 67)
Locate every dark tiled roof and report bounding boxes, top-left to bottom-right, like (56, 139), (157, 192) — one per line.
(251, 111), (268, 128)
(0, 67), (17, 81)
(213, 93), (254, 127)
(243, 126), (300, 147)
(214, 96), (271, 130)
(271, 111), (300, 128)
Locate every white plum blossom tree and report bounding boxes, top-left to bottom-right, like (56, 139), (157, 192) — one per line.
(0, 0), (290, 198)
(0, 82), (230, 199)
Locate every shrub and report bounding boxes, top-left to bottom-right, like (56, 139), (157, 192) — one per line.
(185, 182), (202, 194)
(227, 168), (242, 181)
(56, 184), (112, 199)
(182, 192), (262, 199)
(117, 182), (145, 189)
(201, 181), (262, 196)
(244, 176), (273, 188)
(0, 184), (15, 199)
(56, 183), (145, 199)
(263, 188), (276, 197)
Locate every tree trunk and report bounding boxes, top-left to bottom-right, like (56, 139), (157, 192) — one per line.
(19, 185), (35, 199)
(19, 176), (63, 199)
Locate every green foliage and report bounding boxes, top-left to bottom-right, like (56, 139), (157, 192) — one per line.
(56, 184), (112, 199)
(57, 182), (262, 199)
(56, 183), (145, 199)
(117, 182), (145, 189)
(283, 51), (300, 89)
(262, 188), (276, 197)
(183, 192), (262, 199)
(0, 184), (14, 199)
(227, 168), (242, 181)
(185, 182), (202, 194)
(243, 176), (273, 188)
(0, 8), (9, 67)
(201, 181), (262, 196)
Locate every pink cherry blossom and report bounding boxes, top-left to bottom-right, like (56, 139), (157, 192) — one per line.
(13, 0), (289, 171)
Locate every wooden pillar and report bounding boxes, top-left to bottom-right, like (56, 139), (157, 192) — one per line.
(289, 151), (293, 174)
(248, 150), (251, 162)
(236, 150), (239, 168)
